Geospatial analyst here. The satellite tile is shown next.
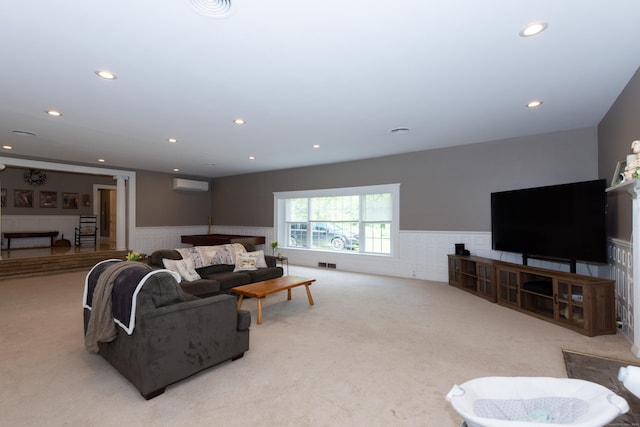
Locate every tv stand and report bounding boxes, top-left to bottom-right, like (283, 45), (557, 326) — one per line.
(522, 254), (577, 274)
(447, 254), (615, 336)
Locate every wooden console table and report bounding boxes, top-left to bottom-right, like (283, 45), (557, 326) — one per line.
(4, 231), (59, 250)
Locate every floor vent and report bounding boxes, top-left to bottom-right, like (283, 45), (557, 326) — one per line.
(327, 263), (337, 269)
(318, 262), (327, 268)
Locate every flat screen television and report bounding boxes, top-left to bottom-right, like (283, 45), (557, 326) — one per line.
(491, 179), (607, 268)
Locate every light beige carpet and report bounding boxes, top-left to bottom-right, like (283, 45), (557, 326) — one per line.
(0, 265), (634, 426)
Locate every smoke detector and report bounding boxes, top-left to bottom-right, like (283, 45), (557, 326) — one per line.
(187, 0), (233, 18)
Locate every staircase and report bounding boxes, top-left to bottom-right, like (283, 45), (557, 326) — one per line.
(0, 249), (129, 279)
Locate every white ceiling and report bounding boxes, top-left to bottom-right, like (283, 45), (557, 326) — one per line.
(1, 0), (639, 178)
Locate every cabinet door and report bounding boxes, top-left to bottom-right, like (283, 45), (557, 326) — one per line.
(448, 256), (461, 286)
(556, 281), (585, 330)
(477, 263), (496, 301)
(497, 267), (519, 307)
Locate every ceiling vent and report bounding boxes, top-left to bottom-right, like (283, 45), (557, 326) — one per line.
(186, 0), (233, 18)
(173, 178), (209, 192)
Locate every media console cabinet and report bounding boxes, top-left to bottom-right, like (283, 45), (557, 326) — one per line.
(447, 254), (616, 337)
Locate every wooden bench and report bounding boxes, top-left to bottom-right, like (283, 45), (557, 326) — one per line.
(3, 231), (59, 250)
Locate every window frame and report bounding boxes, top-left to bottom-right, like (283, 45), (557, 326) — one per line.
(274, 183), (400, 256)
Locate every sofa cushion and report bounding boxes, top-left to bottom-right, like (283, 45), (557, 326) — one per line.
(229, 238), (256, 252)
(179, 279), (222, 298)
(234, 253), (258, 272)
(246, 250), (268, 268)
(139, 272), (195, 309)
(149, 249), (181, 268)
(242, 267), (284, 283)
(162, 258), (202, 282)
(196, 263), (234, 275)
(201, 271), (252, 291)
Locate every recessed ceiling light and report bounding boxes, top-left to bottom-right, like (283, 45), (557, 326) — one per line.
(46, 110), (62, 117)
(187, 0), (233, 18)
(12, 130), (36, 136)
(167, 137), (178, 143)
(95, 70), (117, 80)
(248, 156), (256, 160)
(97, 158), (106, 163)
(312, 144), (320, 149)
(390, 127), (410, 135)
(520, 22), (548, 37)
(234, 118), (246, 125)
(2, 145), (13, 150)
(173, 168), (180, 172)
(526, 100), (543, 108)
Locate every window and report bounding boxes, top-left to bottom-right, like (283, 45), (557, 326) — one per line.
(274, 184), (399, 255)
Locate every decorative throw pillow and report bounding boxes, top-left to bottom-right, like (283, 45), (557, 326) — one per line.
(162, 258), (201, 282)
(233, 253), (258, 272)
(176, 260), (201, 281)
(246, 250), (268, 268)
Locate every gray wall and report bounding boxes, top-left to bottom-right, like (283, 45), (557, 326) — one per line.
(599, 66), (640, 240)
(136, 171), (212, 227)
(0, 167), (213, 227)
(212, 127), (599, 231)
(0, 167), (113, 215)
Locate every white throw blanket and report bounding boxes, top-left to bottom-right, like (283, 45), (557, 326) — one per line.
(176, 243), (245, 268)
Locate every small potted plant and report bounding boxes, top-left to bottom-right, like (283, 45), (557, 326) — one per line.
(126, 251), (141, 262)
(270, 241), (278, 256)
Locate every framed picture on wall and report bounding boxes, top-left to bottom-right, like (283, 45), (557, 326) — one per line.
(40, 191), (57, 208)
(14, 189), (33, 208)
(1, 188), (6, 208)
(62, 192), (79, 209)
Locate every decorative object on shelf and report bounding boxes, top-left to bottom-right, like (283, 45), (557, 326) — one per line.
(270, 240), (278, 255)
(62, 192), (79, 209)
(14, 189), (33, 208)
(126, 251), (141, 261)
(612, 160), (627, 186)
(39, 191), (57, 208)
(621, 140), (640, 182)
(23, 169), (47, 186)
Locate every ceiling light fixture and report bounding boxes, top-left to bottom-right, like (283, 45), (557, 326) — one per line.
(248, 156), (256, 160)
(2, 145), (13, 150)
(95, 70), (117, 80)
(187, 0), (233, 18)
(12, 130), (36, 136)
(173, 168), (180, 172)
(97, 158), (106, 163)
(312, 144), (320, 148)
(390, 127), (410, 135)
(526, 100), (543, 108)
(520, 22), (548, 37)
(233, 118), (246, 125)
(46, 110), (62, 117)
(167, 137), (178, 143)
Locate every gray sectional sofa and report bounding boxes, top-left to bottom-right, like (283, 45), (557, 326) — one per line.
(83, 259), (250, 399)
(148, 244), (283, 298)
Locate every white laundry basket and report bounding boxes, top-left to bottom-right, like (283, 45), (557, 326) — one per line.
(446, 377), (628, 427)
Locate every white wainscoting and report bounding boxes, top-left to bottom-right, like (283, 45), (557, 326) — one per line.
(609, 238), (633, 342)
(133, 226), (612, 283)
(1, 215), (79, 249)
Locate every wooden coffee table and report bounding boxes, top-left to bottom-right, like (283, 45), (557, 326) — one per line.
(231, 276), (316, 325)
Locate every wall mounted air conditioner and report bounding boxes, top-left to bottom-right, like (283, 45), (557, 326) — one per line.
(172, 178), (209, 192)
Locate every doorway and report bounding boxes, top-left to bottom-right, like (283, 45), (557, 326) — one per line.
(96, 186), (117, 245)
